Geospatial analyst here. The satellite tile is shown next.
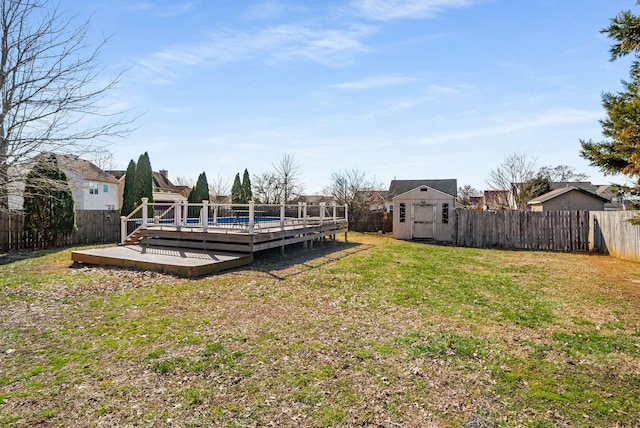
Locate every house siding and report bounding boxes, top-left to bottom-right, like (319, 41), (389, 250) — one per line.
(393, 186), (456, 242)
(64, 169), (120, 211)
(531, 190), (605, 212)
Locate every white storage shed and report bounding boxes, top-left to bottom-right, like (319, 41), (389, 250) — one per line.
(392, 184), (456, 242)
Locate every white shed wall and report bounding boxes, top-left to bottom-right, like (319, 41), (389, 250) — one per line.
(392, 186), (456, 242)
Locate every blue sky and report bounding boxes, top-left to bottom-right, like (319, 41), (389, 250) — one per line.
(77, 0), (634, 193)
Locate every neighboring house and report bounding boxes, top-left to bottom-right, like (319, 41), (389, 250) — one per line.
(392, 182), (457, 242)
(291, 195), (336, 206)
(55, 154), (120, 210)
(368, 190), (391, 212)
(483, 190), (509, 210)
(527, 186), (609, 212)
(108, 169), (188, 212)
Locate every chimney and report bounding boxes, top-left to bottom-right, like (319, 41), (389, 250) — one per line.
(159, 169), (168, 179)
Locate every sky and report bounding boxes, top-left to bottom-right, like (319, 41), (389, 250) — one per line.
(72, 0), (637, 193)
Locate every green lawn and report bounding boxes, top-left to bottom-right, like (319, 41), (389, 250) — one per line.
(1, 233), (639, 427)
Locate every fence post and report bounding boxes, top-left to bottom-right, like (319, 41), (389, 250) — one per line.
(280, 202), (285, 230)
(303, 202), (308, 227)
(202, 200), (209, 232)
(249, 200), (255, 234)
(320, 202), (326, 224)
(120, 216), (127, 244)
(141, 198), (148, 229)
(175, 201), (182, 231)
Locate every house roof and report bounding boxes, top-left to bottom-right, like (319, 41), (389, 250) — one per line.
(55, 154), (119, 184)
(153, 191), (187, 203)
(389, 179), (457, 198)
(527, 186), (609, 205)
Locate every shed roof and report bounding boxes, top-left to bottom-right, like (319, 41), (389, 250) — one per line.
(389, 179), (457, 198)
(527, 186), (609, 205)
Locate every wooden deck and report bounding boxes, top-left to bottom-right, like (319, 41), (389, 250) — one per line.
(71, 219), (348, 278)
(71, 245), (253, 278)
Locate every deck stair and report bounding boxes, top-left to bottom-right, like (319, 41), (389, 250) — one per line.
(125, 229), (144, 246)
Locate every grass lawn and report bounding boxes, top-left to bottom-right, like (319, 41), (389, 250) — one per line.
(1, 233), (640, 427)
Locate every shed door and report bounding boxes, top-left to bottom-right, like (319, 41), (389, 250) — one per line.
(412, 204), (435, 239)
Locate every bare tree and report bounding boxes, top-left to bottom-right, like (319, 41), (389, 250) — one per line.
(208, 174), (230, 203)
(88, 147), (116, 171)
(486, 153), (548, 210)
(325, 169), (380, 224)
(538, 165), (589, 182)
(251, 171), (280, 204)
(0, 0), (133, 210)
(273, 153), (303, 203)
(173, 176), (195, 188)
(457, 184), (481, 207)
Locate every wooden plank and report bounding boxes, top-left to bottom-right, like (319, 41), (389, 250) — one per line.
(144, 238), (252, 253)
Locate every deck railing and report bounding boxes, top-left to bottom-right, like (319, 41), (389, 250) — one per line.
(121, 199), (348, 244)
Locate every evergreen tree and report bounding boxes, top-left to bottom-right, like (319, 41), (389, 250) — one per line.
(133, 152), (154, 216)
(23, 154), (76, 246)
(581, 4), (640, 210)
(231, 173), (242, 204)
(187, 172), (210, 218)
(241, 168), (252, 203)
(121, 159), (137, 216)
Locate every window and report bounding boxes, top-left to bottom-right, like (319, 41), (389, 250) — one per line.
(442, 203), (449, 224)
(103, 184), (109, 193)
(399, 203), (406, 223)
(89, 183), (99, 195)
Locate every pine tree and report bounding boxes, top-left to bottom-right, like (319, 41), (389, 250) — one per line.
(133, 152), (154, 216)
(241, 168), (252, 203)
(121, 159), (137, 216)
(231, 173), (242, 204)
(187, 172), (210, 218)
(580, 4), (640, 208)
(23, 154), (76, 246)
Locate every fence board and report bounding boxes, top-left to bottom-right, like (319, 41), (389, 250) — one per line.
(456, 209), (590, 252)
(0, 210), (120, 251)
(589, 211), (640, 262)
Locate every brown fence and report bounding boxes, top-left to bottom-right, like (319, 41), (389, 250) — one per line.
(590, 211), (640, 262)
(0, 210), (120, 251)
(349, 211), (393, 233)
(456, 209), (590, 251)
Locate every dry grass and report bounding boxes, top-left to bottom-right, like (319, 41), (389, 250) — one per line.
(1, 233), (639, 427)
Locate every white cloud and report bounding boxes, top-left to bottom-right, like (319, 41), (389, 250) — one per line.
(351, 0), (479, 21)
(419, 108), (602, 145)
(331, 74), (416, 90)
(134, 24), (375, 80)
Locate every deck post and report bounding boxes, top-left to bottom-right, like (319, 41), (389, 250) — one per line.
(303, 203), (308, 227)
(120, 216), (127, 244)
(175, 201), (182, 231)
(320, 202), (326, 224)
(182, 201), (188, 226)
(298, 202), (303, 220)
(249, 200), (255, 235)
(201, 200), (209, 232)
(280, 202), (285, 230)
(213, 204), (218, 225)
(141, 198), (148, 229)
(345, 204), (349, 242)
(332, 202), (337, 224)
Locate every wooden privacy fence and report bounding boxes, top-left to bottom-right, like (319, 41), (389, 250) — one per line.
(0, 210), (120, 251)
(590, 211), (640, 263)
(456, 209), (590, 252)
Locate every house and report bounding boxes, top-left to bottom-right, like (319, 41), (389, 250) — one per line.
(55, 154), (120, 210)
(527, 186), (609, 212)
(108, 169), (188, 211)
(483, 190), (509, 210)
(391, 179), (457, 242)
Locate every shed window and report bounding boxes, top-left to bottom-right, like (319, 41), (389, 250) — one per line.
(442, 203), (449, 224)
(399, 203), (406, 223)
(103, 184), (109, 193)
